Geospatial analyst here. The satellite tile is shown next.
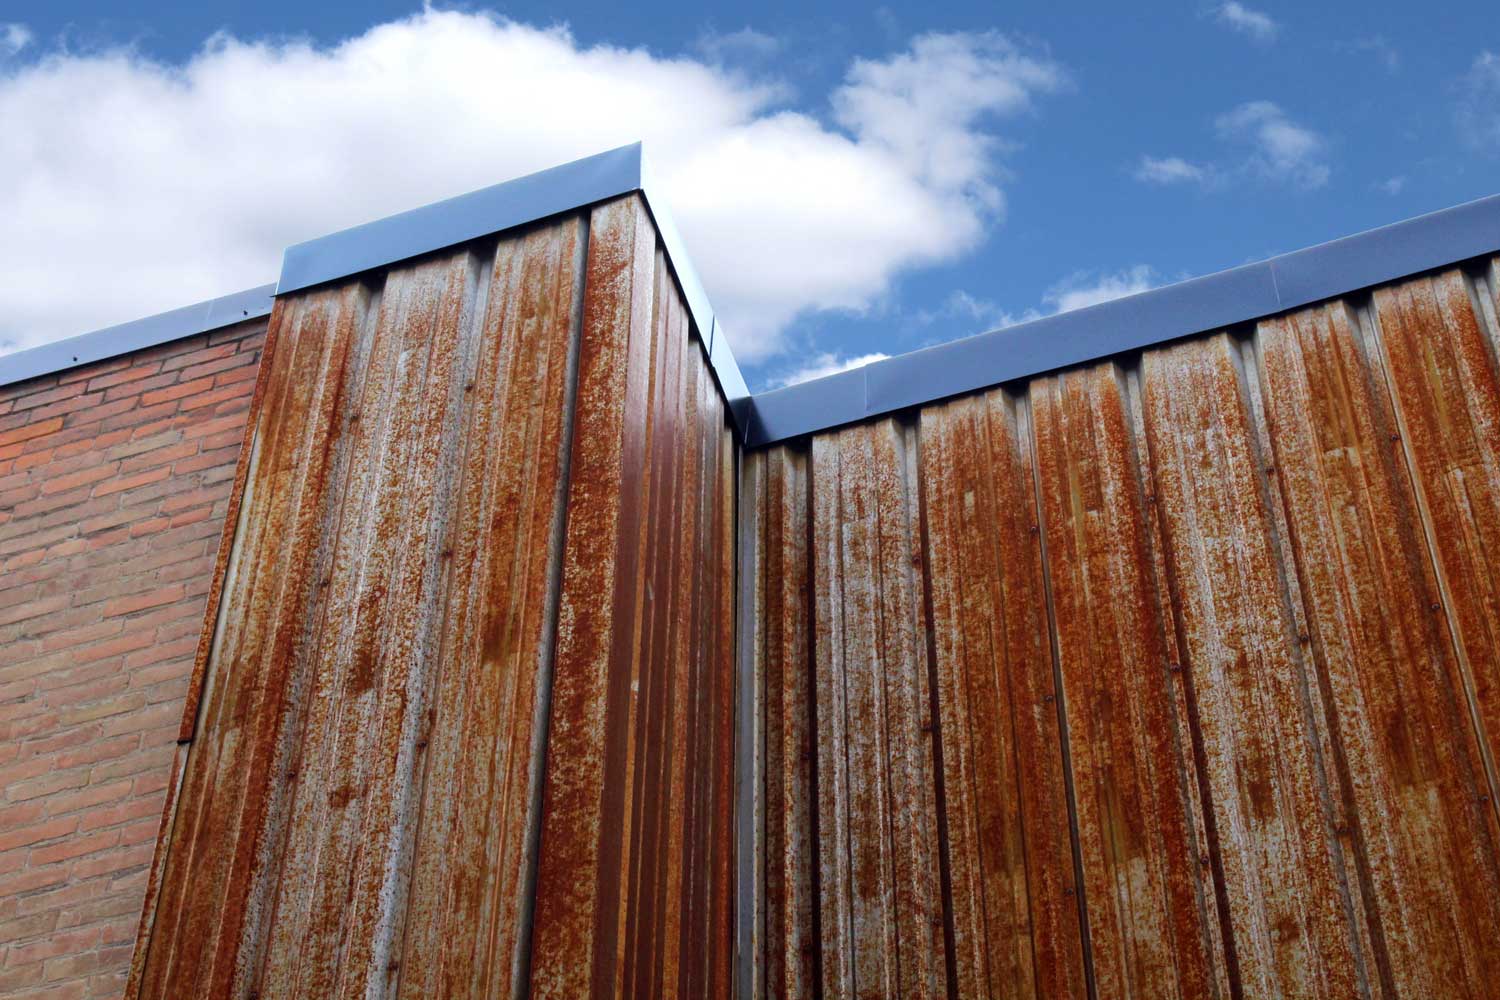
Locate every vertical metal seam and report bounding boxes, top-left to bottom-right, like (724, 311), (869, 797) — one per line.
(735, 452), (761, 1000)
(511, 210), (593, 998)
(1225, 328), (1377, 998)
(1127, 355), (1247, 1000)
(1357, 288), (1500, 831)
(803, 443), (827, 1000)
(908, 414), (962, 999)
(1021, 389), (1100, 1000)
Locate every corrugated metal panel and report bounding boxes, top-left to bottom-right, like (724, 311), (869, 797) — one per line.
(127, 194), (737, 999)
(743, 257), (1500, 998)
(527, 195), (737, 999)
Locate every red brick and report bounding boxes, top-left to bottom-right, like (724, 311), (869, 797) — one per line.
(85, 362), (162, 393)
(43, 779), (132, 818)
(37, 464), (118, 497)
(0, 417), (63, 449)
(8, 382), (84, 413)
(76, 796), (161, 833)
(118, 439), (197, 475)
(139, 376), (213, 408)
(0, 329), (258, 999)
(29, 828), (119, 866)
(70, 842), (152, 881)
(90, 465), (169, 499)
(0, 817), (78, 854)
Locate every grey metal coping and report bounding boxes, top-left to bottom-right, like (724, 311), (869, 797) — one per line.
(277, 142), (753, 429)
(748, 191), (1500, 446)
(0, 284), (276, 389)
(5, 147), (1496, 447)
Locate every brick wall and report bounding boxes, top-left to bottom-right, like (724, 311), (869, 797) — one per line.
(0, 321), (264, 1000)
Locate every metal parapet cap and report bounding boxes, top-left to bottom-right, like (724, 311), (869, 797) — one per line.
(0, 284), (276, 389)
(275, 142), (753, 432)
(748, 190), (1500, 445)
(5, 143), (1498, 448)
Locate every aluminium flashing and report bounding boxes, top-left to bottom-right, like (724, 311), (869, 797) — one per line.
(747, 191), (1500, 447)
(276, 141), (754, 433)
(0, 283), (276, 390)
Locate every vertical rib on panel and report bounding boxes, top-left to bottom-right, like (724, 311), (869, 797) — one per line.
(129, 197), (738, 999)
(1141, 333), (1366, 998)
(1253, 301), (1500, 998)
(528, 195), (736, 999)
(747, 445), (818, 1000)
(919, 391), (1087, 999)
(809, 420), (946, 1000)
(1029, 363), (1225, 1000)
(129, 225), (588, 999)
(1372, 269), (1500, 813)
(391, 220), (586, 1000)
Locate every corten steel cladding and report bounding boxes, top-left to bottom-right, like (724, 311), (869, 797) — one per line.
(125, 195), (737, 999)
(742, 260), (1500, 998)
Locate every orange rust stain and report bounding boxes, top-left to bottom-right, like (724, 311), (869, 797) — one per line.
(131, 196), (736, 1000)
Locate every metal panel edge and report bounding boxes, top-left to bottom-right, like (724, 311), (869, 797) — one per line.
(0, 283), (276, 389)
(636, 153), (752, 433)
(275, 142), (646, 296)
(746, 191), (1500, 446)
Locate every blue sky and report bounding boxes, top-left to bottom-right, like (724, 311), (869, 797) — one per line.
(2, 2), (1496, 389)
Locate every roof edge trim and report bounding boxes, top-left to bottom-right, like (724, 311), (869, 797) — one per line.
(0, 284), (276, 390)
(275, 142), (752, 431)
(747, 191), (1500, 446)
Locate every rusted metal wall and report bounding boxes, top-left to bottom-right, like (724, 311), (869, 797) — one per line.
(742, 258), (1500, 999)
(125, 193), (737, 1000)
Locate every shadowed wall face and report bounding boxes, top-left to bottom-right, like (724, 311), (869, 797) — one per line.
(126, 194), (736, 1000)
(743, 260), (1500, 999)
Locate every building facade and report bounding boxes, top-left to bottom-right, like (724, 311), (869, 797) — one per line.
(2, 145), (1500, 998)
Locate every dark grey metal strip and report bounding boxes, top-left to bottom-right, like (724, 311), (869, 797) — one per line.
(277, 143), (643, 296)
(0, 284), (276, 389)
(746, 192), (1500, 446)
(275, 141), (753, 436)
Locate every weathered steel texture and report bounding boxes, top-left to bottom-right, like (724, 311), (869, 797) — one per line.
(527, 195), (737, 999)
(742, 446), (818, 1000)
(809, 419), (946, 1000)
(919, 391), (1087, 999)
(1371, 268), (1500, 815)
(744, 259), (1500, 998)
(1140, 333), (1369, 997)
(1254, 299), (1500, 997)
(1031, 363), (1226, 1000)
(129, 194), (737, 999)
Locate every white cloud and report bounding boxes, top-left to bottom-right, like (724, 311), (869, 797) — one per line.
(1213, 3), (1279, 43)
(1458, 51), (1500, 149)
(1133, 155), (1211, 185)
(0, 13), (1066, 361)
(1043, 265), (1158, 313)
(2, 22), (32, 56)
(693, 27), (780, 64)
(770, 351), (891, 388)
(1215, 101), (1329, 188)
(1375, 175), (1406, 195)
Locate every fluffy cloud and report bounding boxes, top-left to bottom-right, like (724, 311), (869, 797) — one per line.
(1216, 101), (1329, 188)
(1, 23), (31, 56)
(0, 12), (1066, 362)
(1139, 101), (1328, 191)
(1133, 155), (1212, 185)
(1458, 51), (1500, 149)
(1213, 3), (1279, 43)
